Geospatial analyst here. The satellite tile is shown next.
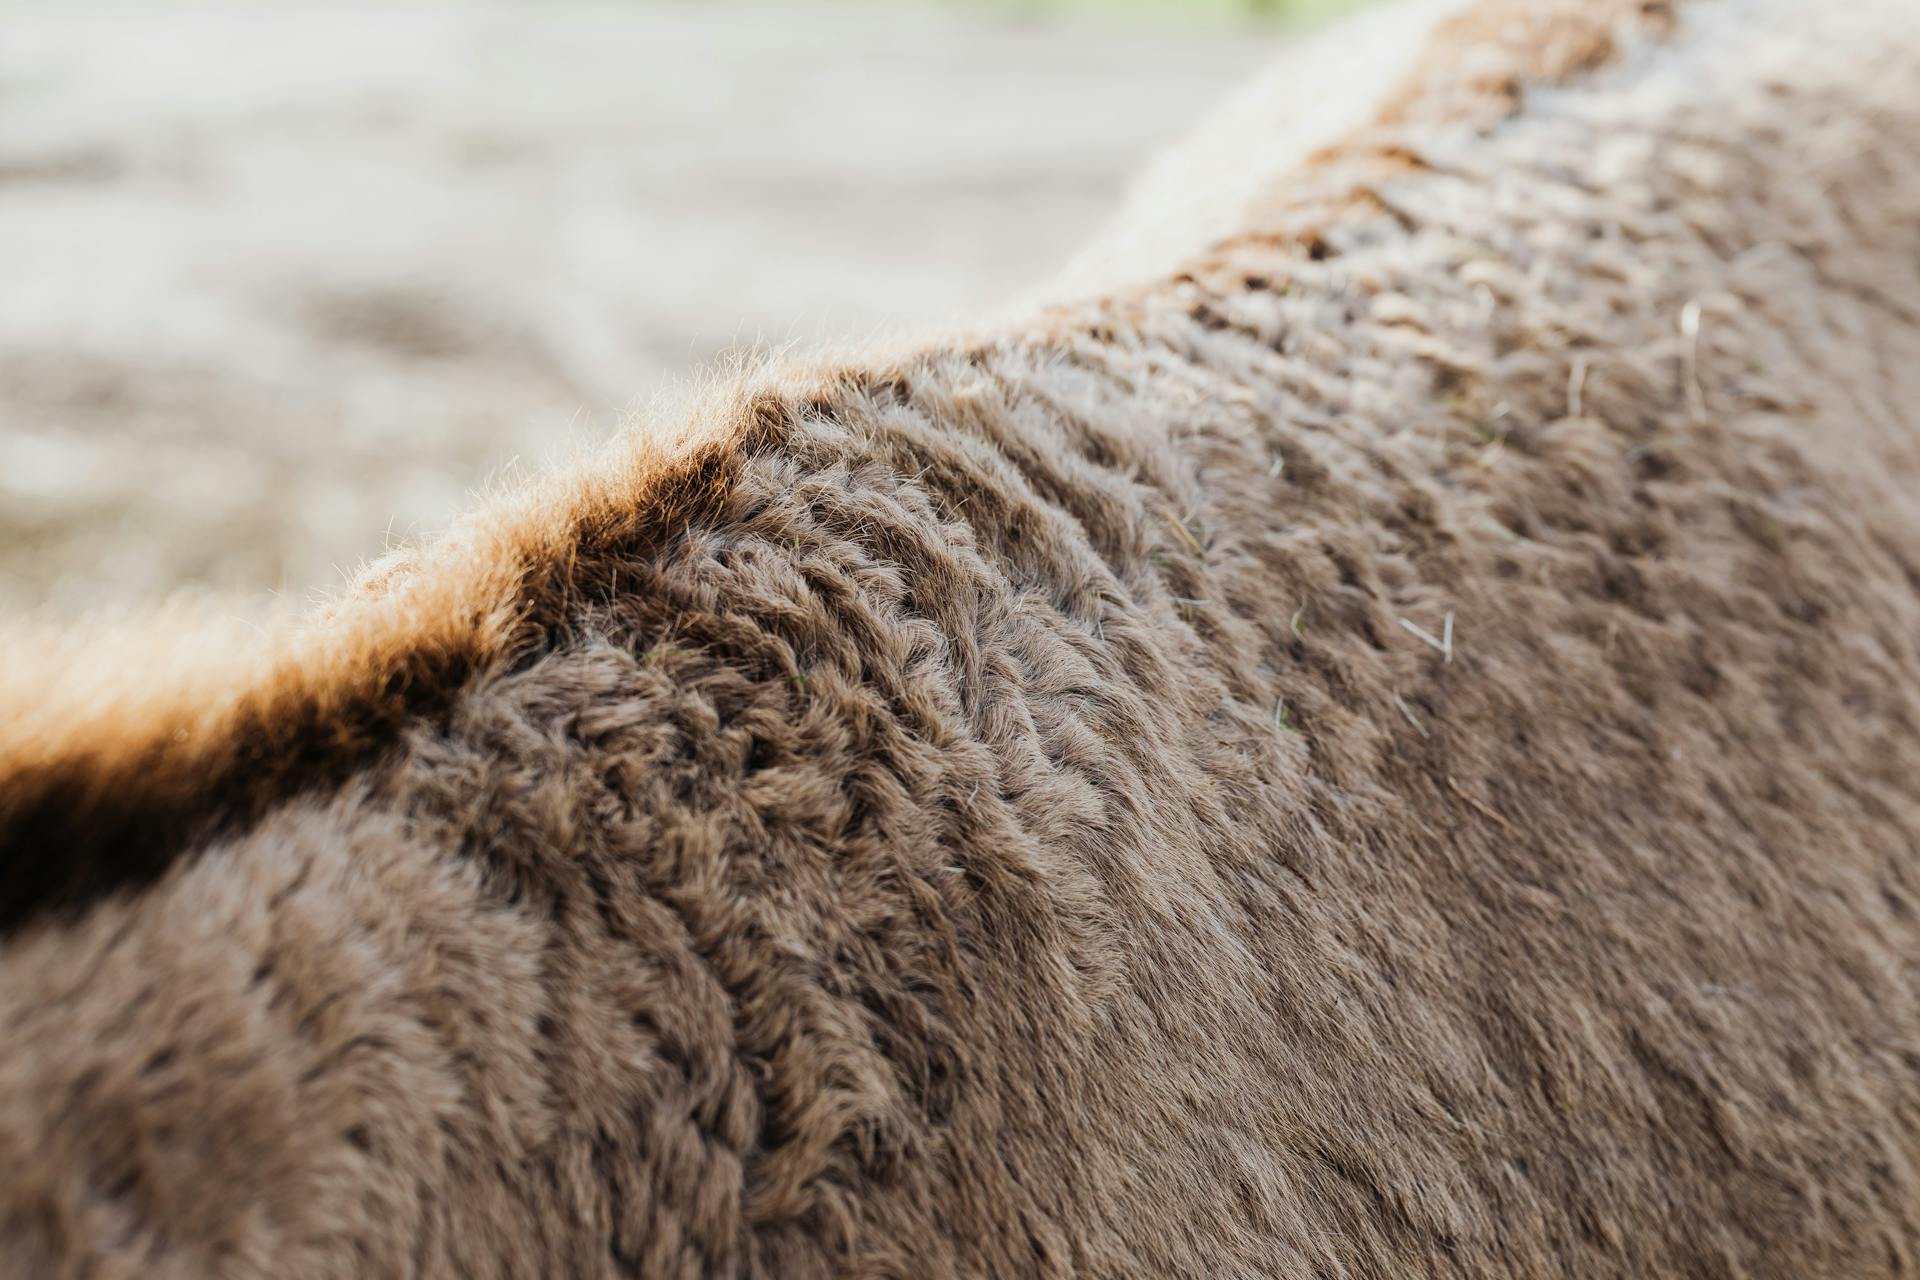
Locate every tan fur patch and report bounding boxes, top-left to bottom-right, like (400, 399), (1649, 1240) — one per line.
(1370, 0), (1644, 126)
(0, 393), (758, 928)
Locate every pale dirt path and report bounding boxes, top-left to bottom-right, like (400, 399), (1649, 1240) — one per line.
(0, 1), (1276, 614)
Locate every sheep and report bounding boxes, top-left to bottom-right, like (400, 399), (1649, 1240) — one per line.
(5, 0), (1920, 1274)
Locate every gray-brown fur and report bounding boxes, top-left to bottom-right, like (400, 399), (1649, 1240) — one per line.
(6, 0), (1920, 1274)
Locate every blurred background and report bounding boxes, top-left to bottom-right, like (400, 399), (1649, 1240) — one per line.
(0, 0), (1351, 616)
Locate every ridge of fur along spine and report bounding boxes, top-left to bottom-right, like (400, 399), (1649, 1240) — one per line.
(7, 0), (1920, 1275)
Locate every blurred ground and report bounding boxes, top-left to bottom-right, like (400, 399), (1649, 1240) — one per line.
(0, 1), (1283, 614)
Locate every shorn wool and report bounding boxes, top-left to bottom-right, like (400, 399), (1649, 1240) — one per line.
(5, 0), (1920, 1274)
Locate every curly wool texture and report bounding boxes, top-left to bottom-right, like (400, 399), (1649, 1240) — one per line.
(6, 0), (1920, 1275)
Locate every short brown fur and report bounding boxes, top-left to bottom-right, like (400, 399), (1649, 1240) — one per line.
(6, 1), (1920, 1276)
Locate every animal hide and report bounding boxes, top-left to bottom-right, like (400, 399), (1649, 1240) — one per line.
(4, 0), (1920, 1274)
